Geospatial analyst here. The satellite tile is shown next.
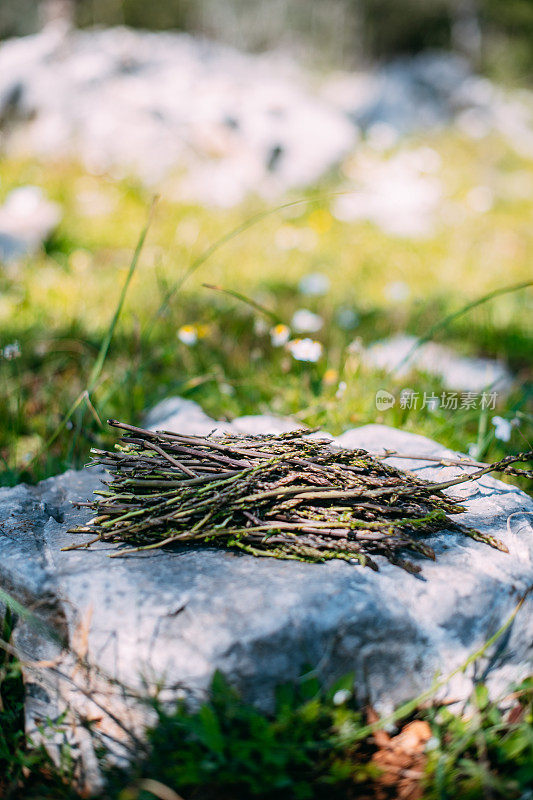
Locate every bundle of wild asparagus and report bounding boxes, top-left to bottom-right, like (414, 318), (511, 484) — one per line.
(68, 420), (533, 573)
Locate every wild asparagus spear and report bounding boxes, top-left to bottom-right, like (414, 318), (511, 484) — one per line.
(67, 420), (532, 573)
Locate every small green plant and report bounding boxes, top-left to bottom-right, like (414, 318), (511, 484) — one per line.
(0, 607), (26, 794)
(424, 678), (533, 799)
(105, 670), (533, 800)
(111, 671), (379, 799)
(0, 608), (76, 799)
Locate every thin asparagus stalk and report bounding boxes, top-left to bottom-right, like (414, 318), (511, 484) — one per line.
(67, 421), (532, 572)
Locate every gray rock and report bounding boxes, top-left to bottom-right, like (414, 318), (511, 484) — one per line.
(231, 413), (302, 434)
(331, 148), (443, 238)
(0, 185), (61, 263)
(0, 25), (356, 207)
(362, 333), (514, 394)
(1, 400), (532, 782)
(144, 396), (233, 436)
(325, 50), (533, 159)
(350, 52), (471, 135)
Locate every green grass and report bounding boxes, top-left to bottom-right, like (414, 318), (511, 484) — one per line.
(2, 642), (532, 800)
(424, 679), (533, 800)
(0, 130), (532, 488)
(0, 608), (75, 799)
(0, 609), (25, 792)
(111, 671), (379, 799)
(115, 672), (533, 800)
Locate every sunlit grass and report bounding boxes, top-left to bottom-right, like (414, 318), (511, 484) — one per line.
(0, 129), (531, 485)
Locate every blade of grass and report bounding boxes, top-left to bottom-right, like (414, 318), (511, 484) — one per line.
(472, 407), (490, 462)
(24, 388), (90, 471)
(145, 193), (342, 339)
(22, 199), (156, 475)
(0, 587), (64, 648)
(202, 283), (280, 322)
(393, 279), (533, 374)
(87, 197), (157, 392)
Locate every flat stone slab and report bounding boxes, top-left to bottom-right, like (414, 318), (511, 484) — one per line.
(362, 333), (513, 394)
(1, 399), (532, 780)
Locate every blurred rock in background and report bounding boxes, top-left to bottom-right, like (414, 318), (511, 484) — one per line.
(2, 19), (533, 212)
(2, 1), (533, 217)
(0, 25), (357, 206)
(0, 186), (61, 263)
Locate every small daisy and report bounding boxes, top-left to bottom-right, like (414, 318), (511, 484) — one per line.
(270, 324), (290, 347)
(492, 415), (512, 442)
(291, 308), (324, 334)
(287, 338), (323, 363)
(492, 415), (519, 442)
(335, 380), (347, 399)
(177, 325), (198, 346)
(332, 689), (351, 705)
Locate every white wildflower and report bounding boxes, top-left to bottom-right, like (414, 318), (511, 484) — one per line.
(177, 325), (198, 346)
(468, 443), (480, 459)
(2, 341), (21, 360)
(492, 415), (512, 442)
(335, 381), (347, 399)
(332, 689), (352, 706)
(298, 272), (330, 296)
(270, 324), (290, 347)
(291, 309), (323, 334)
(287, 338), (323, 363)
